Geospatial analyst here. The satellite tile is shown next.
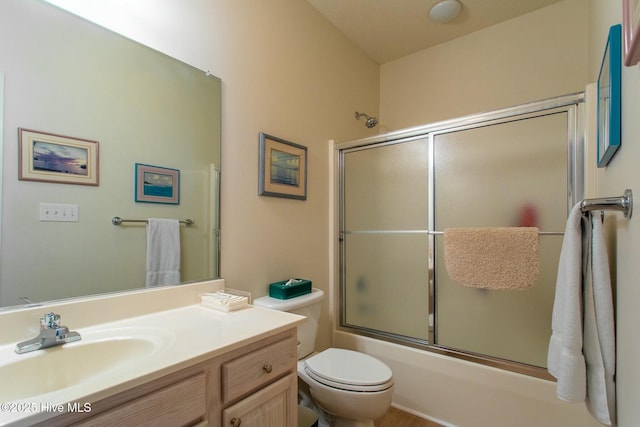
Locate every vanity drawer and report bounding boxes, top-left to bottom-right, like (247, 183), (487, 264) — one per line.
(222, 336), (296, 403)
(72, 373), (206, 427)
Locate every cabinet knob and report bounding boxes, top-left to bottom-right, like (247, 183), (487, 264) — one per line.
(230, 417), (241, 427)
(262, 363), (273, 373)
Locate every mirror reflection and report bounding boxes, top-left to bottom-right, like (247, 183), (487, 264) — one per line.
(0, 0), (221, 309)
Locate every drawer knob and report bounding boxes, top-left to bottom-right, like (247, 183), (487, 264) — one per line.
(231, 417), (241, 427)
(262, 363), (273, 373)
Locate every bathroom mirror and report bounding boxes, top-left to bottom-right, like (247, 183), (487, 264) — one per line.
(0, 0), (221, 309)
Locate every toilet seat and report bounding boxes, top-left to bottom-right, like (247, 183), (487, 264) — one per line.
(303, 348), (393, 392)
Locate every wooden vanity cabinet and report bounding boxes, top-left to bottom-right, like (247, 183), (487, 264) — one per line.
(222, 373), (297, 427)
(219, 332), (298, 427)
(37, 329), (298, 427)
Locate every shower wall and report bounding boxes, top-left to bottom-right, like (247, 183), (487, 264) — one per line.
(339, 95), (583, 373)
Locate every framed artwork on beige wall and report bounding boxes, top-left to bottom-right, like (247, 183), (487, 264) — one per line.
(18, 128), (99, 186)
(258, 133), (307, 200)
(135, 163), (180, 204)
(597, 25), (622, 168)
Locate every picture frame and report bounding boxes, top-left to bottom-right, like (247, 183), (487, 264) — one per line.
(18, 128), (99, 186)
(135, 163), (180, 204)
(623, 0), (640, 66)
(259, 133), (307, 200)
(597, 24), (622, 168)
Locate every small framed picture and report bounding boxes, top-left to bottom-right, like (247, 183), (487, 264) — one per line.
(259, 133), (307, 200)
(135, 163), (180, 204)
(597, 24), (622, 168)
(18, 128), (99, 186)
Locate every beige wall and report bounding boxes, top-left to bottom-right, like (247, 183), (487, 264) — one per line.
(380, 0), (589, 130)
(588, 1), (640, 426)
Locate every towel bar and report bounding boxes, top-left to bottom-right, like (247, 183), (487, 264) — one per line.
(428, 230), (564, 236)
(112, 216), (195, 226)
(580, 189), (632, 219)
(342, 230), (564, 235)
(342, 191), (633, 237)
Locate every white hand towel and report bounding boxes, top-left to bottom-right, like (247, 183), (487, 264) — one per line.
(547, 202), (587, 401)
(583, 214), (616, 425)
(548, 205), (617, 425)
(145, 218), (181, 287)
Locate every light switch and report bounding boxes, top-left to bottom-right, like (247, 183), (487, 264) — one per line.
(39, 203), (79, 222)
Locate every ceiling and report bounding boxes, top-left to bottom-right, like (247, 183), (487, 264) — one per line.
(307, 0), (565, 64)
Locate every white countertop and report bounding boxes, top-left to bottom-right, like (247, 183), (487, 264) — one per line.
(0, 281), (304, 426)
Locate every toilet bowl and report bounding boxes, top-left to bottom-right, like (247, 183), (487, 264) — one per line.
(298, 348), (393, 427)
(253, 289), (394, 427)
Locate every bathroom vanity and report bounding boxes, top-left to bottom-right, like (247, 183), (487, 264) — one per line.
(43, 330), (297, 427)
(0, 280), (303, 427)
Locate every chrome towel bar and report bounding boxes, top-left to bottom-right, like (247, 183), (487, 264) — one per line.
(427, 230), (564, 236)
(342, 230), (564, 236)
(342, 190), (633, 237)
(112, 216), (195, 226)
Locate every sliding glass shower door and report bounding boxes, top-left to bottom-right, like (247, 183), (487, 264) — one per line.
(433, 112), (568, 367)
(338, 94), (583, 376)
(340, 138), (430, 341)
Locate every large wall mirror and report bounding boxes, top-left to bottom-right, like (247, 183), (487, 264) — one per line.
(0, 0), (221, 310)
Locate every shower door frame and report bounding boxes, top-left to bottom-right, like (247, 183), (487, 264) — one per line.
(337, 92), (585, 379)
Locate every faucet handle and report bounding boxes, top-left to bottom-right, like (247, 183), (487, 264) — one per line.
(55, 326), (70, 341)
(40, 312), (61, 329)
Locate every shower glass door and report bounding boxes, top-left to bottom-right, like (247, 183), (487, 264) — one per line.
(340, 139), (430, 341)
(433, 112), (568, 367)
(338, 94), (583, 377)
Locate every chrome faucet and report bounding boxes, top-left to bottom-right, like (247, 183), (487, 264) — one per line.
(15, 312), (81, 354)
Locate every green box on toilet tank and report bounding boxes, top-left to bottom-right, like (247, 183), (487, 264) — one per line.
(268, 279), (312, 299)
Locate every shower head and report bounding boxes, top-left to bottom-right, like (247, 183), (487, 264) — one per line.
(355, 111), (378, 128)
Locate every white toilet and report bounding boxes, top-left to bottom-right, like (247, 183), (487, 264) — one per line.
(253, 289), (394, 427)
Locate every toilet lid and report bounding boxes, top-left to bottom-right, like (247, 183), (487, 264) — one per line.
(304, 348), (393, 392)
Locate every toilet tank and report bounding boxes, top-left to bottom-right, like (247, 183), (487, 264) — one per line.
(253, 288), (324, 359)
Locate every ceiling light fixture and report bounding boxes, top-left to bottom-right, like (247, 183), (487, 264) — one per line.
(429, 0), (462, 23)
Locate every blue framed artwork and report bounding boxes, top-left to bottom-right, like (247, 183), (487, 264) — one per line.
(258, 133), (307, 200)
(135, 163), (180, 204)
(597, 24), (622, 168)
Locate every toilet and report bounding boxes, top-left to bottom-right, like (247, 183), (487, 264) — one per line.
(253, 289), (394, 427)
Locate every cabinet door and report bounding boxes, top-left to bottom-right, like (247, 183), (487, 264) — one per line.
(222, 373), (297, 427)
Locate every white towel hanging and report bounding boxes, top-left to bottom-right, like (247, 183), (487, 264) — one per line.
(583, 214), (616, 425)
(145, 218), (181, 287)
(548, 205), (616, 425)
(548, 202), (586, 401)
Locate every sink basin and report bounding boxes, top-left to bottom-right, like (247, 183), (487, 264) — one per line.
(0, 327), (174, 402)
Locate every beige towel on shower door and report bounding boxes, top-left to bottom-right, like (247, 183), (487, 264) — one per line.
(443, 227), (540, 290)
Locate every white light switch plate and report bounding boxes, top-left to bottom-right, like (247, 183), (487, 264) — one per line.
(39, 203), (79, 222)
